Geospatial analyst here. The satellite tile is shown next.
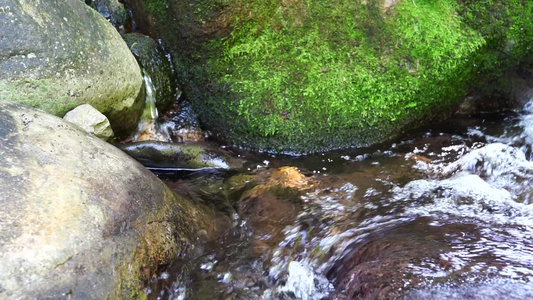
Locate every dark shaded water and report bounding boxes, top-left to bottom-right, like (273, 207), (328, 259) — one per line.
(148, 103), (533, 299)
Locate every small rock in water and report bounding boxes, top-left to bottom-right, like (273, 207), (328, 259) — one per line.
(63, 104), (114, 141)
(219, 272), (232, 283)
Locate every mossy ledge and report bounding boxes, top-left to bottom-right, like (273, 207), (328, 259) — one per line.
(126, 0), (533, 154)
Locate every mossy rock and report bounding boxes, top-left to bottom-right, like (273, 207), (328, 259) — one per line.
(86, 0), (131, 29)
(123, 33), (180, 112)
(222, 173), (256, 202)
(126, 0), (533, 153)
(0, 0), (143, 136)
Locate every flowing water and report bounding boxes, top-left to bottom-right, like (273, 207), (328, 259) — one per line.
(147, 102), (533, 299)
(133, 74), (167, 142)
(134, 73), (203, 143)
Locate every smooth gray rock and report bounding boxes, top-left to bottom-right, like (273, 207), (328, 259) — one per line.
(63, 103), (114, 141)
(0, 0), (143, 135)
(0, 101), (214, 299)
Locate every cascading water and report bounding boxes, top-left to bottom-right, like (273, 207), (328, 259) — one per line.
(133, 73), (174, 142)
(132, 73), (204, 143)
(141, 74), (159, 121)
(150, 100), (533, 299)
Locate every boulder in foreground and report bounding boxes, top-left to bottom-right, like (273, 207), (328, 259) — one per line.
(0, 101), (213, 298)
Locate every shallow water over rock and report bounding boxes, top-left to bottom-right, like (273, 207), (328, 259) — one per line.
(149, 104), (533, 299)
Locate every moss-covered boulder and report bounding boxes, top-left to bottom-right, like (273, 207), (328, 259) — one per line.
(0, 101), (214, 298)
(0, 0), (143, 135)
(125, 0), (533, 153)
(87, 0), (131, 30)
(123, 33), (180, 112)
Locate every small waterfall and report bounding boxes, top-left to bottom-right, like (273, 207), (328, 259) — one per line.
(141, 74), (159, 121)
(133, 73), (172, 142)
(132, 73), (203, 143)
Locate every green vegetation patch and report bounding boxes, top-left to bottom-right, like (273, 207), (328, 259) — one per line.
(201, 0), (488, 153)
(135, 0), (533, 153)
(458, 0), (533, 95)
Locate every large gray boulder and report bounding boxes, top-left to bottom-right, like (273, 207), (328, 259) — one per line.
(0, 101), (214, 298)
(0, 0), (143, 135)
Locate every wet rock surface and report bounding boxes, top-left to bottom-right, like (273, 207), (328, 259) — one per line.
(458, 63), (533, 115)
(160, 100), (205, 143)
(0, 0), (143, 135)
(0, 101), (214, 299)
(116, 140), (243, 170)
(123, 33), (179, 112)
(238, 167), (311, 257)
(87, 0), (131, 30)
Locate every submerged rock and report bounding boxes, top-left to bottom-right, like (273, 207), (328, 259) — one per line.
(0, 101), (214, 299)
(327, 218), (453, 299)
(0, 0), (143, 135)
(63, 103), (114, 141)
(239, 167), (312, 256)
(116, 140), (243, 169)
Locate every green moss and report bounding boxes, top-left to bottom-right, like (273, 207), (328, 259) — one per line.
(199, 0), (489, 153)
(0, 79), (72, 115)
(144, 0), (168, 21)
(458, 0), (533, 95)
(134, 0), (533, 153)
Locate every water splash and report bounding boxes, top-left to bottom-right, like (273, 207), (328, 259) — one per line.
(132, 75), (204, 143)
(276, 261), (333, 300)
(264, 101), (533, 297)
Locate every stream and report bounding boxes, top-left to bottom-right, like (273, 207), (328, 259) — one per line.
(146, 102), (533, 299)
